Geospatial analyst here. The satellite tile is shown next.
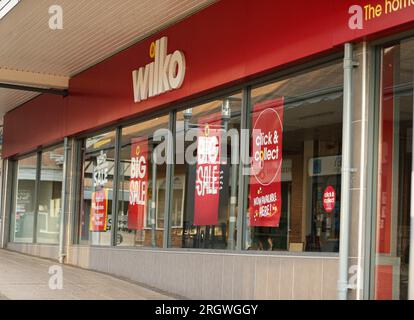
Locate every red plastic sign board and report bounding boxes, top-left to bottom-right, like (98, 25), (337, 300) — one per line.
(249, 98), (284, 227)
(194, 115), (222, 226)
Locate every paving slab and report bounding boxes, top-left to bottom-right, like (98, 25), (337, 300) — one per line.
(0, 249), (173, 300)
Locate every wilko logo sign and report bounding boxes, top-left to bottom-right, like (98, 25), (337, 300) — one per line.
(194, 115), (222, 226)
(128, 137), (148, 230)
(249, 98), (284, 227)
(132, 37), (186, 103)
(322, 185), (336, 213)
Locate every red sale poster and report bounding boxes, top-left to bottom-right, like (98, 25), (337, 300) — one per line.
(193, 114), (222, 226)
(249, 98), (284, 227)
(128, 137), (149, 230)
(90, 188), (108, 232)
(322, 185), (336, 213)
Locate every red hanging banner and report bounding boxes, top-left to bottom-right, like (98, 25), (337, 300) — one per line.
(249, 98), (284, 227)
(193, 115), (222, 226)
(90, 188), (108, 232)
(128, 137), (149, 230)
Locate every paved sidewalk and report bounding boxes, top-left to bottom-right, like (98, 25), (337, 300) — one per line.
(0, 249), (173, 300)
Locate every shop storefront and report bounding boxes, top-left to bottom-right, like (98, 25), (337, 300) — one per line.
(1, 0), (414, 300)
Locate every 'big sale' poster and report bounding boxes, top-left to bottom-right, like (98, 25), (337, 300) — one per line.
(193, 115), (222, 226)
(90, 188), (108, 232)
(249, 98), (284, 227)
(128, 137), (148, 230)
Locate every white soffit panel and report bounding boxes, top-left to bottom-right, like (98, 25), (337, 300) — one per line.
(0, 0), (216, 115)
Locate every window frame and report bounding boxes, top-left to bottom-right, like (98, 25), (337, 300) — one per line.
(36, 144), (66, 245)
(68, 51), (345, 257)
(365, 31), (414, 300)
(9, 142), (64, 245)
(76, 130), (117, 247)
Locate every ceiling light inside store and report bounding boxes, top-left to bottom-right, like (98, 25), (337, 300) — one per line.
(0, 0), (20, 21)
(93, 139), (111, 149)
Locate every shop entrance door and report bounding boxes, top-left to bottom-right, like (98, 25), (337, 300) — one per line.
(372, 38), (414, 300)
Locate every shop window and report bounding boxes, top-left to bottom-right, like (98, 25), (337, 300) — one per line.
(36, 145), (64, 244)
(373, 37), (414, 300)
(78, 131), (116, 246)
(116, 115), (169, 247)
(170, 176), (185, 228)
(246, 62), (343, 253)
(170, 93), (242, 250)
(10, 154), (38, 243)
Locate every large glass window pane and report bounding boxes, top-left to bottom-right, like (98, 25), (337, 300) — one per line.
(247, 62), (343, 252)
(78, 131), (116, 246)
(11, 154), (38, 243)
(36, 145), (64, 244)
(116, 115), (169, 247)
(171, 93), (242, 250)
(373, 38), (414, 300)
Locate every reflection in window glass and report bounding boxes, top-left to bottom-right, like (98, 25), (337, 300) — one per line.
(171, 93), (242, 250)
(247, 62), (343, 253)
(36, 146), (64, 244)
(117, 115), (169, 247)
(11, 154), (38, 243)
(78, 131), (116, 246)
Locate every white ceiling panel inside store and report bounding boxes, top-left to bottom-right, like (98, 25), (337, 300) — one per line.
(0, 0), (216, 119)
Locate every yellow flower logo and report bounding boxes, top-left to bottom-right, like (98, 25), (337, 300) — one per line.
(149, 42), (156, 59)
(204, 124), (210, 137)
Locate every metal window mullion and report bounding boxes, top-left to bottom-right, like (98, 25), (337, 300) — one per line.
(7, 160), (15, 245)
(236, 87), (251, 251)
(58, 138), (69, 263)
(367, 47), (383, 300)
(408, 56), (414, 301)
(0, 160), (6, 247)
(3, 160), (15, 246)
(163, 111), (176, 249)
(362, 46), (380, 300)
(9, 160), (18, 243)
(0, 160), (5, 247)
(72, 139), (83, 245)
(32, 151), (42, 244)
(110, 127), (122, 247)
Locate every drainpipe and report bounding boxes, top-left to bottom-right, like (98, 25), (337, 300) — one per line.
(58, 137), (69, 264)
(337, 43), (357, 300)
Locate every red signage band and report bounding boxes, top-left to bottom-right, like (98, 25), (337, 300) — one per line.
(128, 137), (149, 230)
(249, 98), (284, 228)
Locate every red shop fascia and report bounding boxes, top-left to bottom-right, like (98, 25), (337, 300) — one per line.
(3, 0), (414, 158)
